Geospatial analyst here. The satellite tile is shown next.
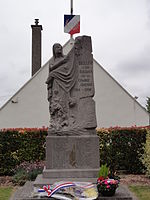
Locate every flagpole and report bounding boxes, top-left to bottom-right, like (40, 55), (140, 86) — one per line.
(71, 0), (73, 15)
(70, 0), (73, 39)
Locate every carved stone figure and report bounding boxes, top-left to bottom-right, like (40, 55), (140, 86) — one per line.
(35, 36), (99, 185)
(46, 36), (97, 134)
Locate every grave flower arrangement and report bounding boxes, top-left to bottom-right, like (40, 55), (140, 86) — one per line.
(97, 164), (120, 197)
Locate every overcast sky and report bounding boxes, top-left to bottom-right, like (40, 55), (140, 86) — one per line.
(0, 0), (150, 108)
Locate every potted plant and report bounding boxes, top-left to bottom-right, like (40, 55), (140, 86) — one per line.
(97, 164), (119, 197)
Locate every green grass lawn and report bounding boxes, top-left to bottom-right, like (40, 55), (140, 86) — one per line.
(0, 187), (13, 200)
(129, 185), (150, 200)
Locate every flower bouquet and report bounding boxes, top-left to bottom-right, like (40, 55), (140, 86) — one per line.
(97, 164), (119, 197)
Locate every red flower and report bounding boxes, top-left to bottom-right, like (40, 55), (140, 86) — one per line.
(97, 176), (104, 183)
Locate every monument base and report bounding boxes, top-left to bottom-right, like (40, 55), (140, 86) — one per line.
(10, 182), (134, 200)
(34, 174), (99, 187)
(34, 133), (100, 187)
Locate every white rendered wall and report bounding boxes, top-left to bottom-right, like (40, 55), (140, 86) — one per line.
(93, 60), (149, 127)
(0, 40), (149, 128)
(0, 62), (49, 128)
(0, 41), (74, 129)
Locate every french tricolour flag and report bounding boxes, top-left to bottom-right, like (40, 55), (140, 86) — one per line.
(64, 15), (80, 35)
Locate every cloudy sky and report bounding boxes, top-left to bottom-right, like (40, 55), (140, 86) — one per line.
(0, 0), (150, 108)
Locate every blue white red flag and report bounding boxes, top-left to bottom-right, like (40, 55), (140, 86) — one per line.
(64, 15), (80, 35)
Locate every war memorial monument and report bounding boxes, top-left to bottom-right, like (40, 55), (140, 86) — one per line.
(10, 2), (135, 198)
(11, 35), (134, 200)
(35, 35), (100, 185)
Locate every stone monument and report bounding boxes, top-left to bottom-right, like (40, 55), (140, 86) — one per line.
(11, 35), (133, 200)
(35, 35), (100, 186)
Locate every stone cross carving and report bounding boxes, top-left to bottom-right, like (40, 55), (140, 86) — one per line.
(46, 36), (97, 135)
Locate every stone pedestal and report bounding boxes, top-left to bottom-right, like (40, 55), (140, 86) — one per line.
(34, 134), (100, 186)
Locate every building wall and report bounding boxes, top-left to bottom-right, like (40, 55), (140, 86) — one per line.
(93, 60), (149, 127)
(0, 41), (149, 129)
(0, 62), (49, 128)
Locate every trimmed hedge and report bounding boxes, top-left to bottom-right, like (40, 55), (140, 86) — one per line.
(97, 127), (149, 174)
(0, 128), (47, 175)
(0, 126), (149, 175)
(141, 129), (150, 177)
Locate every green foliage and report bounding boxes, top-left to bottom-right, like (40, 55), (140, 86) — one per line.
(0, 128), (47, 175)
(146, 97), (150, 113)
(12, 161), (44, 185)
(0, 126), (149, 176)
(98, 164), (109, 178)
(141, 129), (150, 177)
(28, 168), (43, 181)
(12, 169), (28, 186)
(12, 168), (43, 186)
(97, 127), (148, 174)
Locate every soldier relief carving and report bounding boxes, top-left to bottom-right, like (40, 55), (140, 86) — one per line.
(46, 36), (97, 134)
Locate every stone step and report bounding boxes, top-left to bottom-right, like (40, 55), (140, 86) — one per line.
(10, 182), (135, 200)
(34, 174), (98, 187)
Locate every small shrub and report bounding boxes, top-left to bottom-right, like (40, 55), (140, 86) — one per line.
(12, 169), (28, 186)
(14, 161), (45, 173)
(28, 168), (43, 181)
(12, 161), (44, 185)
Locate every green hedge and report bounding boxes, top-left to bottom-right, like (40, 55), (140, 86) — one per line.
(141, 129), (150, 177)
(97, 127), (149, 174)
(0, 128), (47, 175)
(0, 126), (149, 175)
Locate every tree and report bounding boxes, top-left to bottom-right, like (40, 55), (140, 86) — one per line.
(146, 97), (150, 113)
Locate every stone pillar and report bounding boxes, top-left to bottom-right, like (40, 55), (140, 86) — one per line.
(31, 19), (43, 76)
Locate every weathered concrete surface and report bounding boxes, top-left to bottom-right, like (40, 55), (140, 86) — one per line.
(34, 174), (98, 187)
(34, 135), (99, 186)
(45, 135), (99, 169)
(10, 182), (136, 200)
